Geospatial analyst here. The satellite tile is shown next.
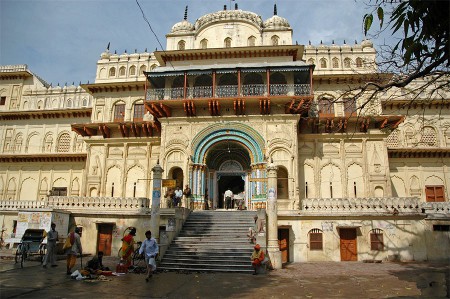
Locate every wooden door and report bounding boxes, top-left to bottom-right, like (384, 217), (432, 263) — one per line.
(97, 224), (113, 256)
(278, 228), (289, 264)
(339, 228), (357, 261)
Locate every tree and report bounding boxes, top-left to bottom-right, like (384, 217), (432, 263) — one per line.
(363, 0), (449, 91)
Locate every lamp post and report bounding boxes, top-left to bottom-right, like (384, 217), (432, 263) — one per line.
(150, 161), (164, 241)
(266, 161), (282, 269)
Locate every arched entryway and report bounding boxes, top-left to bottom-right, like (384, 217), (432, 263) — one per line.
(189, 123), (266, 210)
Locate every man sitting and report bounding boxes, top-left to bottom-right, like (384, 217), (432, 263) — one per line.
(251, 244), (265, 275)
(84, 251), (109, 274)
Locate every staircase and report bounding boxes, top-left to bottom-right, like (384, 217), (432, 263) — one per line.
(159, 210), (256, 273)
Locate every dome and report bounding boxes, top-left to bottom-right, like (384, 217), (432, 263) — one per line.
(361, 39), (374, 49)
(263, 15), (290, 30)
(195, 10), (263, 32)
(100, 51), (111, 60)
(170, 20), (195, 34)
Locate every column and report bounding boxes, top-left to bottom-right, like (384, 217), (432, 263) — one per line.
(150, 162), (164, 242)
(266, 162), (282, 269)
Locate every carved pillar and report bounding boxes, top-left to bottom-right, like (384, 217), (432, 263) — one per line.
(150, 162), (163, 242)
(266, 162), (281, 269)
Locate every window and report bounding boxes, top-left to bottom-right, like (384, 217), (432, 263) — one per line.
(82, 98), (88, 106)
(307, 58), (315, 65)
(344, 58), (351, 68)
(114, 104), (125, 122)
(140, 65), (147, 75)
(248, 36), (256, 46)
(271, 35), (279, 46)
(332, 58), (339, 68)
(318, 97), (334, 115)
(344, 98), (356, 115)
(129, 66), (136, 76)
(57, 133), (71, 152)
(425, 186), (445, 202)
(433, 225), (450, 231)
(0, 96), (6, 105)
(356, 57), (363, 67)
(119, 66), (126, 76)
(178, 40), (186, 50)
(370, 229), (384, 251)
(133, 104), (145, 122)
(224, 37), (232, 48)
(420, 127), (437, 146)
(200, 39), (208, 49)
(320, 58), (327, 68)
(386, 129), (400, 148)
(51, 187), (67, 196)
(109, 67), (116, 77)
(309, 229), (323, 250)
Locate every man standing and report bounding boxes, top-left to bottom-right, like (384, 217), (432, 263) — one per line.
(183, 184), (192, 209)
(224, 188), (233, 210)
(66, 227), (82, 275)
(43, 222), (59, 268)
(139, 230), (159, 282)
(174, 186), (183, 207)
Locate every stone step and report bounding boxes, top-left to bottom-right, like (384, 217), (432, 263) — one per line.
(158, 265), (254, 273)
(161, 257), (250, 264)
(163, 253), (251, 259)
(159, 262), (253, 271)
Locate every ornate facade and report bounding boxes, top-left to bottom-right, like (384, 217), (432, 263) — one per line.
(1, 5), (448, 262)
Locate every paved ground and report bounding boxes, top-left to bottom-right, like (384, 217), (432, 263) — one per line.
(0, 253), (448, 298)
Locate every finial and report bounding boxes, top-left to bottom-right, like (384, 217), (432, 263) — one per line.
(224, 5), (226, 10)
(106, 42), (110, 51)
(274, 3), (277, 15)
(79, 81), (81, 85)
(155, 48), (157, 51)
(72, 82), (74, 85)
(344, 40), (346, 44)
(320, 40), (323, 44)
(355, 40), (357, 44)
(145, 48), (147, 52)
(184, 5), (188, 20)
(309, 40), (311, 45)
(235, 3), (238, 10)
(296, 41), (298, 45)
(114, 50), (117, 54)
(57, 83), (60, 86)
(332, 40), (335, 44)
(87, 80), (89, 84)
(64, 82), (67, 86)
(135, 49), (137, 53)
(125, 49), (127, 53)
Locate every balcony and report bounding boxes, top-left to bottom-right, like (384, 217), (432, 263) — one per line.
(146, 84), (311, 101)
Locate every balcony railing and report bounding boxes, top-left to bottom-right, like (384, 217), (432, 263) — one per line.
(146, 84), (311, 101)
(46, 196), (150, 211)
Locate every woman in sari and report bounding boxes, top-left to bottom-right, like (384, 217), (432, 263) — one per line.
(121, 227), (136, 266)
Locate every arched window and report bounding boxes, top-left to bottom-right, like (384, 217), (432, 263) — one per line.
(332, 57), (339, 68)
(248, 36), (256, 46)
(14, 134), (23, 152)
(224, 37), (232, 48)
(200, 39), (208, 49)
(129, 65), (136, 76)
(277, 166), (288, 199)
(109, 67), (116, 77)
(140, 65), (147, 75)
(386, 129), (400, 148)
(344, 58), (351, 68)
(318, 97), (335, 115)
(271, 35), (279, 46)
(57, 133), (71, 152)
(356, 57), (363, 67)
(320, 58), (327, 68)
(307, 58), (315, 65)
(370, 229), (384, 251)
(114, 103), (125, 122)
(309, 228), (323, 250)
(420, 126), (437, 146)
(343, 97), (356, 115)
(178, 40), (186, 50)
(133, 103), (145, 122)
(119, 66), (126, 76)
(82, 98), (88, 107)
(66, 99), (72, 108)
(150, 64), (157, 71)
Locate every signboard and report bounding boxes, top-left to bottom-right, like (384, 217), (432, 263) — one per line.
(15, 211), (70, 242)
(249, 178), (268, 182)
(162, 179), (176, 188)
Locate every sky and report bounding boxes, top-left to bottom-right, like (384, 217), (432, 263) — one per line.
(1, 0), (377, 86)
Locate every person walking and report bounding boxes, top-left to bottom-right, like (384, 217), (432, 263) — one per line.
(65, 227), (82, 275)
(139, 230), (159, 282)
(43, 222), (59, 268)
(121, 227), (136, 267)
(224, 188), (233, 210)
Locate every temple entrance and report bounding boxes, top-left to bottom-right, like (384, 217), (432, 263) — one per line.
(217, 174), (245, 209)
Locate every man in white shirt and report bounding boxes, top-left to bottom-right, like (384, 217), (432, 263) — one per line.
(174, 186), (183, 207)
(139, 230), (159, 281)
(224, 188), (233, 210)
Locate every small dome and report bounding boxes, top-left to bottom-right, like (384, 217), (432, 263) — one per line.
(361, 39), (374, 49)
(171, 20), (194, 33)
(263, 15), (290, 29)
(100, 51), (111, 60)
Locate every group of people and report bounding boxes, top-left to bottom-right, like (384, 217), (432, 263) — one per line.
(224, 188), (246, 210)
(121, 227), (159, 281)
(42, 223), (159, 281)
(165, 185), (192, 208)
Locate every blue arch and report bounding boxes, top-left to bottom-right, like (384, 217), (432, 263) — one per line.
(193, 127), (265, 164)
